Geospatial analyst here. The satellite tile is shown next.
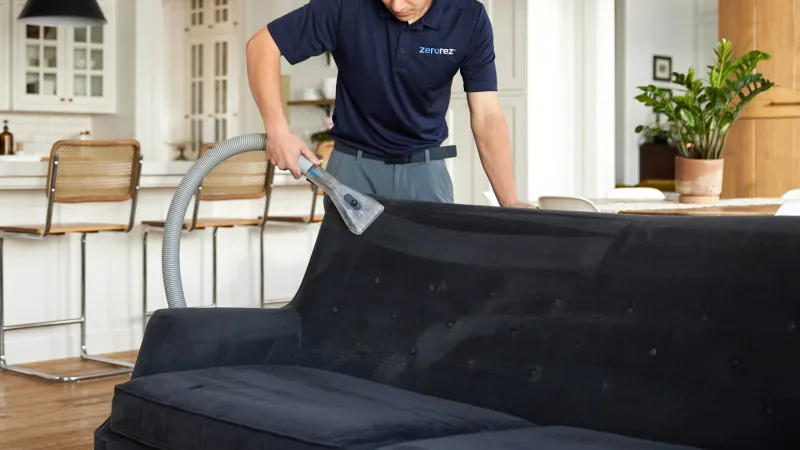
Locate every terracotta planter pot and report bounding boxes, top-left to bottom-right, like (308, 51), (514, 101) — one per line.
(674, 156), (724, 203)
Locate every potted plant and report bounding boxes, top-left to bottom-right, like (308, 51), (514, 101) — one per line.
(634, 38), (775, 203)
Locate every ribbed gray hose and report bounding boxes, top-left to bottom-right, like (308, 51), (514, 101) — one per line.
(162, 132), (269, 308)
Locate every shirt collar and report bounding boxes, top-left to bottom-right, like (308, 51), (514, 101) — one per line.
(379, 0), (446, 30)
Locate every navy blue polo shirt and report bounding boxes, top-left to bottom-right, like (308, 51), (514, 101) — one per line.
(267, 0), (497, 157)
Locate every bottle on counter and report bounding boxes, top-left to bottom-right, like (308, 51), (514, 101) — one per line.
(0, 120), (14, 155)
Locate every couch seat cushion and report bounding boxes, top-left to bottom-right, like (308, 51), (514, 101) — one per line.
(376, 426), (704, 450)
(110, 365), (533, 450)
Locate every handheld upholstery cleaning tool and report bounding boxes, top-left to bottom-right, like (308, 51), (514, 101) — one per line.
(297, 155), (384, 235)
(160, 133), (384, 309)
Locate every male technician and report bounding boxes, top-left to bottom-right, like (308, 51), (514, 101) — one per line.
(246, 0), (525, 207)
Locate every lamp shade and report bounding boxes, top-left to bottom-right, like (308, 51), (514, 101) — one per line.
(17, 0), (107, 27)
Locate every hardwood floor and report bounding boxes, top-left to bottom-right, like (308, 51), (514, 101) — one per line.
(0, 351), (138, 450)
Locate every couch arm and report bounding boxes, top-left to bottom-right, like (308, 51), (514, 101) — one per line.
(131, 307), (300, 379)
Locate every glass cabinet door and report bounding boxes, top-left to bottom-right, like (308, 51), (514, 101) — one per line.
(68, 25), (105, 101)
(184, 0), (238, 152)
(22, 25), (62, 100)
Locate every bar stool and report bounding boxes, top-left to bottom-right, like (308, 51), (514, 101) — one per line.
(0, 139), (143, 382)
(141, 145), (275, 329)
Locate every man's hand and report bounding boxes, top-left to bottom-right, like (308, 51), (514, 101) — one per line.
(467, 91), (520, 206)
(266, 128), (321, 179)
(509, 201), (537, 209)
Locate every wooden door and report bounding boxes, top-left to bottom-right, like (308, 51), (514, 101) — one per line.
(719, 0), (800, 198)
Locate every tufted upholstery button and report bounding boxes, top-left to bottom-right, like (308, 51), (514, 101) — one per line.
(374, 277), (381, 284)
(510, 327), (518, 336)
(625, 305), (634, 314)
(446, 321), (455, 329)
(764, 406), (775, 417)
(528, 364), (543, 382)
(601, 380), (610, 392)
(789, 322), (796, 332)
(701, 313), (709, 322)
(391, 312), (398, 319)
(730, 357), (740, 367)
(575, 341), (582, 349)
(429, 284), (435, 291)
(467, 358), (476, 369)
(649, 348), (658, 357)
(410, 346), (417, 355)
(332, 306), (339, 314)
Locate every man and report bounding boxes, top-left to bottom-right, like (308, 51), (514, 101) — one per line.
(246, 0), (525, 206)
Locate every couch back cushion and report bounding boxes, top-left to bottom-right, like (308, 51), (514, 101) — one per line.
(290, 198), (800, 450)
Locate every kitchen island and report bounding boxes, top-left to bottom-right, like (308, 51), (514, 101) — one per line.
(0, 159), (323, 365)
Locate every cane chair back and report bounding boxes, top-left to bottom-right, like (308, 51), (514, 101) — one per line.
(45, 140), (142, 204)
(197, 142), (271, 202)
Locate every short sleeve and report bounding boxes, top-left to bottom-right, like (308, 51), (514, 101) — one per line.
(266, 0), (342, 65)
(460, 6), (498, 92)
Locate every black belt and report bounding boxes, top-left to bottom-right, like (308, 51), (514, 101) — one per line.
(333, 142), (457, 164)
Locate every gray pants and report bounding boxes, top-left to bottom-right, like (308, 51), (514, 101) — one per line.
(324, 148), (454, 203)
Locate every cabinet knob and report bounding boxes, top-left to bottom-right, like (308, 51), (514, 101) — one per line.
(69, 98), (73, 102)
(60, 98), (65, 102)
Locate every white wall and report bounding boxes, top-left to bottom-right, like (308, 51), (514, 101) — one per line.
(92, 0), (136, 141)
(527, 0), (616, 200)
(615, 0), (718, 186)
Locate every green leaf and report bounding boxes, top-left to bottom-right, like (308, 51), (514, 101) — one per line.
(633, 37), (774, 159)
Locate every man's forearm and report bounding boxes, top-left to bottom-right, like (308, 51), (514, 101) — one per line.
(246, 28), (289, 135)
(472, 112), (518, 206)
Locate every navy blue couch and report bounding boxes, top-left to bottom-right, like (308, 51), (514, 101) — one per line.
(95, 197), (800, 449)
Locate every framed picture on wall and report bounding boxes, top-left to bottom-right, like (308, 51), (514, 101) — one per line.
(653, 55), (672, 81)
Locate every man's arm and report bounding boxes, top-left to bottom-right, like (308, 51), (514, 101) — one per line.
(245, 1), (341, 177)
(245, 28), (295, 149)
(460, 5), (527, 207)
(467, 92), (519, 207)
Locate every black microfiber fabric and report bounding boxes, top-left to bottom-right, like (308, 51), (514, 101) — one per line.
(98, 197), (800, 450)
(95, 419), (157, 450)
(130, 307), (302, 379)
(289, 198), (800, 450)
(375, 426), (703, 449)
(110, 365), (532, 450)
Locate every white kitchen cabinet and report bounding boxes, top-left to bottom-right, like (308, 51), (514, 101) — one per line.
(10, 0), (116, 114)
(163, 0), (242, 155)
(0, 0), (11, 110)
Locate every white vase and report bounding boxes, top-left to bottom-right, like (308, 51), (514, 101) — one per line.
(322, 77), (337, 99)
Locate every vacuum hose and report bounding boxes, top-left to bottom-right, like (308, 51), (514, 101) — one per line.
(161, 132), (384, 309)
(161, 133), (269, 308)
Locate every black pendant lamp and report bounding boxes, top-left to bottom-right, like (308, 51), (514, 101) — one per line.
(17, 0), (107, 27)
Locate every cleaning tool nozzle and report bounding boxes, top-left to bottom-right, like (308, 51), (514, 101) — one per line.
(298, 155), (384, 235)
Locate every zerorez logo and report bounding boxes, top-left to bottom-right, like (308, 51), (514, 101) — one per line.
(419, 47), (456, 55)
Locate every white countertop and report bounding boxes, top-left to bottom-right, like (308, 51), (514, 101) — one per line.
(0, 158), (306, 190)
